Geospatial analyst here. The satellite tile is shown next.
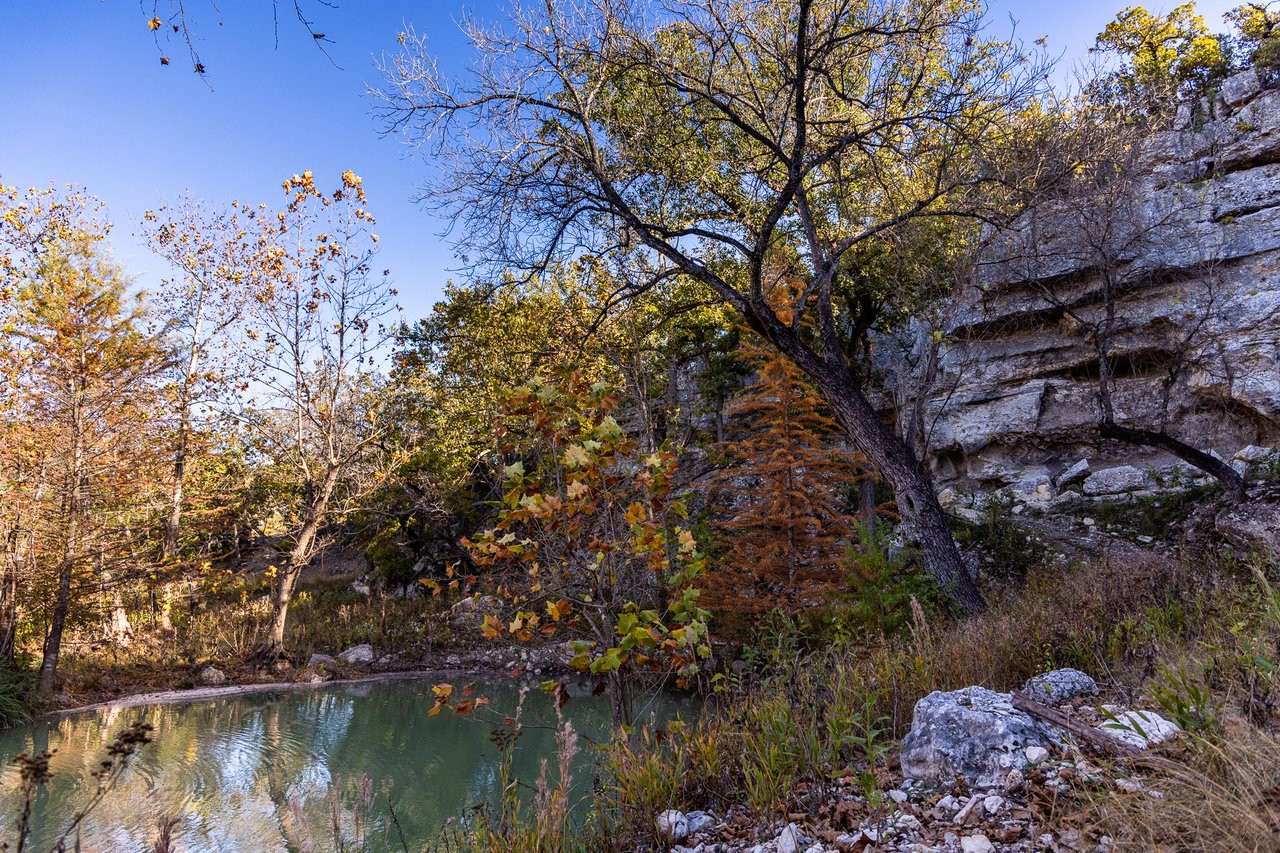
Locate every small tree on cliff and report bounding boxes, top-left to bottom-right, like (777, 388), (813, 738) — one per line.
(995, 94), (1248, 501)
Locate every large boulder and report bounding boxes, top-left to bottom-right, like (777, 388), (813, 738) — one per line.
(1021, 668), (1098, 705)
(198, 665), (227, 686)
(1216, 500), (1280, 552)
(338, 644), (375, 666)
(899, 687), (1065, 789)
(1083, 466), (1149, 496)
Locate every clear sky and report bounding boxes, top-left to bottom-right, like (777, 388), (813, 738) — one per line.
(0, 0), (1245, 321)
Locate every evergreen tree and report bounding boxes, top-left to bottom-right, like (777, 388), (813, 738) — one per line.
(706, 346), (866, 618)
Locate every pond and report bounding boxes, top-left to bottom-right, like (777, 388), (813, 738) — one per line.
(0, 674), (695, 852)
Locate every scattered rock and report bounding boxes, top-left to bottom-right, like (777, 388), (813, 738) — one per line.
(198, 665), (226, 686)
(1082, 466), (1148, 496)
(1012, 474), (1054, 503)
(1021, 668), (1098, 705)
(776, 823), (804, 853)
(1100, 709), (1181, 749)
(899, 686), (1065, 788)
(307, 653), (337, 668)
(961, 834), (995, 853)
(1235, 444), (1277, 464)
(1024, 745), (1050, 764)
(685, 810), (715, 835)
(656, 809), (689, 842)
(338, 644), (375, 666)
(1055, 459), (1090, 488)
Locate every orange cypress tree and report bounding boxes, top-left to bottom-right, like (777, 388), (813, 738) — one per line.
(705, 345), (867, 617)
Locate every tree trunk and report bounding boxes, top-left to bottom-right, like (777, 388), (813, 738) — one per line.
(39, 551), (74, 693)
(103, 567), (132, 647)
(741, 302), (984, 614)
(41, 385), (85, 694)
(163, 441), (185, 560)
(260, 466), (340, 659)
(811, 364), (985, 614)
(607, 670), (632, 728)
(0, 526), (25, 665)
(1100, 419), (1247, 502)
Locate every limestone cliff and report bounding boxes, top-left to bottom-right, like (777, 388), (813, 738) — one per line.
(883, 69), (1280, 508)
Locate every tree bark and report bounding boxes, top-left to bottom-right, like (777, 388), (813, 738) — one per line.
(40, 541), (76, 693)
(748, 311), (986, 613)
(813, 365), (985, 613)
(260, 465), (340, 658)
(40, 377), (85, 693)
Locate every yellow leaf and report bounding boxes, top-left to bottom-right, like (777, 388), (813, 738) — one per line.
(148, 16), (163, 30)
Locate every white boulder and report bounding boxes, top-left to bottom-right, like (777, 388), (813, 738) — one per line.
(899, 687), (1065, 788)
(1021, 668), (1098, 705)
(1083, 466), (1149, 496)
(656, 809), (688, 842)
(1101, 709), (1181, 749)
(338, 644), (375, 666)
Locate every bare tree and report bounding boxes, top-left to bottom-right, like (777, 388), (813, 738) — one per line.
(375, 0), (1052, 612)
(238, 170), (404, 658)
(144, 198), (271, 559)
(990, 102), (1248, 501)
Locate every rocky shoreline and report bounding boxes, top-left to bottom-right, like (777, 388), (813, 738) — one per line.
(651, 669), (1182, 853)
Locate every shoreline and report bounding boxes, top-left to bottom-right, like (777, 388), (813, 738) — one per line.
(24, 635), (582, 726)
(36, 668), (458, 721)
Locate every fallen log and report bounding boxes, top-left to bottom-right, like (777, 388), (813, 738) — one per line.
(1010, 690), (1143, 758)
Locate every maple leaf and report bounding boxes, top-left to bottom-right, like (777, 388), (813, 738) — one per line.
(563, 444), (590, 468)
(148, 17), (163, 30)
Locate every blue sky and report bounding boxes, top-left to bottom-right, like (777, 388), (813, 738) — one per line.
(0, 0), (1245, 321)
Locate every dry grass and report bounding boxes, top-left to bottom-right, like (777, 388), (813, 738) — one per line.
(1089, 728), (1280, 851)
(592, 548), (1270, 849)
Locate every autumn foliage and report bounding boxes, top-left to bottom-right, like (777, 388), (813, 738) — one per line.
(442, 369), (711, 724)
(704, 348), (868, 619)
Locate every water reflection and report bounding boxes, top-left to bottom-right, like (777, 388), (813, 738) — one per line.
(0, 675), (689, 851)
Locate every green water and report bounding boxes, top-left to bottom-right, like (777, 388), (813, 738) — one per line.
(0, 675), (692, 852)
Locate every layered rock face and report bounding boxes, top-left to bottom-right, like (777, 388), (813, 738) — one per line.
(885, 70), (1280, 501)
